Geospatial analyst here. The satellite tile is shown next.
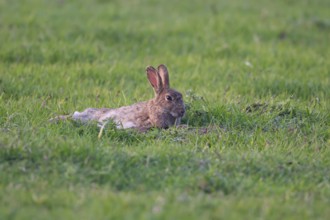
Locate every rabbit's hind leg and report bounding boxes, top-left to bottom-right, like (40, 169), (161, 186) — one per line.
(49, 114), (72, 123)
(72, 108), (102, 123)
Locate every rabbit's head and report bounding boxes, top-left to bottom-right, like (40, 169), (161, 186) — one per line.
(146, 65), (185, 125)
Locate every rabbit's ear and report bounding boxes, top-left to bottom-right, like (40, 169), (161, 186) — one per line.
(146, 66), (162, 94)
(158, 64), (170, 89)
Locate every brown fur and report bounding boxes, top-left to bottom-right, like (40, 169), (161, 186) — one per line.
(52, 64), (185, 131)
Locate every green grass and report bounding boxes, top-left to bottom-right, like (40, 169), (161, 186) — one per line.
(0, 0), (329, 219)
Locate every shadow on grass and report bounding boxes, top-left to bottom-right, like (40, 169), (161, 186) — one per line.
(182, 91), (327, 139)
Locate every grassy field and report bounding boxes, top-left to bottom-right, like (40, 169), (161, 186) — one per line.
(0, 0), (329, 219)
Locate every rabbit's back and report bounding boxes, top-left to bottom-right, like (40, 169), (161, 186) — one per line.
(72, 101), (152, 129)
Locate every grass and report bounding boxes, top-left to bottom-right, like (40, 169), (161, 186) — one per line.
(0, 0), (329, 219)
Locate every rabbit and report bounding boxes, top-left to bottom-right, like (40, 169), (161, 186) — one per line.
(52, 64), (185, 131)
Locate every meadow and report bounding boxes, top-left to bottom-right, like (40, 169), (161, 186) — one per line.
(0, 0), (329, 219)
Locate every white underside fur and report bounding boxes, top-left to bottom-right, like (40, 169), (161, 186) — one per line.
(73, 110), (137, 129)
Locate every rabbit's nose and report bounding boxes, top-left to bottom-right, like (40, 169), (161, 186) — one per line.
(180, 110), (185, 116)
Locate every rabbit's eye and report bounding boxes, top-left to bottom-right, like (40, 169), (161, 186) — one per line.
(166, 95), (173, 101)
